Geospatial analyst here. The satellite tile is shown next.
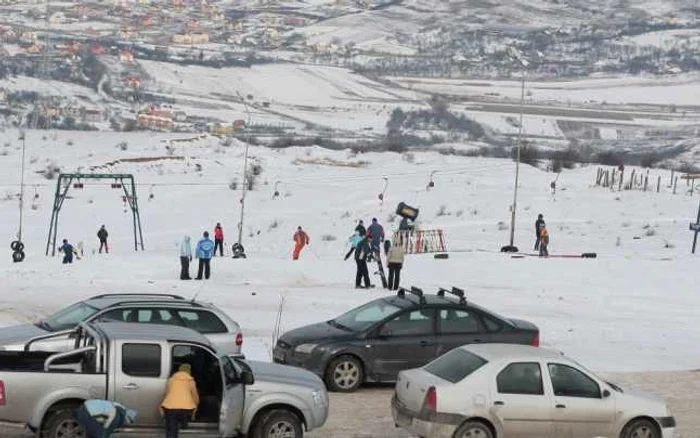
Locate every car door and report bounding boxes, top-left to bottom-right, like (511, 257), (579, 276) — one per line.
(490, 361), (552, 438)
(435, 307), (485, 357)
(369, 308), (437, 380)
(546, 363), (615, 438)
(111, 341), (167, 426)
(219, 356), (245, 436)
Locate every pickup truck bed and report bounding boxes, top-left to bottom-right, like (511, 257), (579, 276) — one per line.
(0, 351), (87, 372)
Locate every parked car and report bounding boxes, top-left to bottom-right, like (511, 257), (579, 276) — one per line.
(0, 321), (328, 438)
(0, 293), (243, 355)
(273, 287), (539, 392)
(392, 344), (676, 438)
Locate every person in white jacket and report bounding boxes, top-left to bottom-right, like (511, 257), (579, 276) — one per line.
(386, 239), (405, 290)
(179, 236), (193, 280)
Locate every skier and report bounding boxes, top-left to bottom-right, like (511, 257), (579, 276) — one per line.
(387, 239), (405, 290)
(292, 226), (310, 260)
(366, 218), (385, 255)
(534, 214), (546, 250)
(213, 223), (224, 257)
(355, 220), (366, 237)
(539, 227), (550, 257)
(160, 363), (199, 438)
(59, 239), (78, 264)
(195, 231), (215, 280)
(344, 231), (364, 261)
(97, 225), (109, 254)
(354, 237), (373, 289)
(179, 236), (193, 280)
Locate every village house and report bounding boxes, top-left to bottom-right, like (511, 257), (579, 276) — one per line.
(90, 43), (106, 54)
(0, 89), (8, 102)
(0, 28), (18, 43)
(138, 113), (174, 130)
(83, 108), (105, 123)
(124, 76), (141, 89)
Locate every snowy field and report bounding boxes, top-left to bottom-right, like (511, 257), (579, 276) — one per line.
(0, 129), (699, 375)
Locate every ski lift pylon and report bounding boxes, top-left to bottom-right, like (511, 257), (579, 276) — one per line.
(148, 184), (154, 201)
(427, 171), (436, 190)
(273, 180), (280, 199)
(378, 177), (389, 203)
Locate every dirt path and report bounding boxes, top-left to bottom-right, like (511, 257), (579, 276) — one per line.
(2, 371), (698, 438)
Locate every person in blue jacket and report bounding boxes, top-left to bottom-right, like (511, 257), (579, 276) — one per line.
(195, 231), (215, 280)
(60, 239), (77, 264)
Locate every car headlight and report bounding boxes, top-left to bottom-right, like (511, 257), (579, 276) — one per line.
(295, 343), (317, 354)
(312, 389), (326, 406)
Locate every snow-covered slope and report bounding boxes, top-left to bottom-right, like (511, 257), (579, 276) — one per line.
(0, 129), (698, 373)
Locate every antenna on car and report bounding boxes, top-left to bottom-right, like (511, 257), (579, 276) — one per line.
(410, 286), (426, 305)
(191, 291), (201, 302)
(437, 287), (467, 305)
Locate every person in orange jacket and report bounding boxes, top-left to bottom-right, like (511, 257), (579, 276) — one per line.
(539, 227), (550, 258)
(292, 226), (310, 260)
(160, 363), (199, 438)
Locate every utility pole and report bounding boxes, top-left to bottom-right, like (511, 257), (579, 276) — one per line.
(508, 71), (526, 249)
(691, 198), (700, 254)
(236, 92), (252, 249)
(18, 131), (27, 242)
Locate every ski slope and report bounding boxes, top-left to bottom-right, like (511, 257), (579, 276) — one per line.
(0, 128), (698, 373)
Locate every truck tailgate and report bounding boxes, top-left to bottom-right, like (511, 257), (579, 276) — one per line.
(0, 372), (106, 427)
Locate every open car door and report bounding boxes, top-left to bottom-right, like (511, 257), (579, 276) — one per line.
(218, 355), (247, 436)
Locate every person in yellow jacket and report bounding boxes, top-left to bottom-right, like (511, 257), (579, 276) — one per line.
(160, 363), (199, 438)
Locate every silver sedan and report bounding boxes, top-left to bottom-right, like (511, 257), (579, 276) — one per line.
(392, 344), (675, 438)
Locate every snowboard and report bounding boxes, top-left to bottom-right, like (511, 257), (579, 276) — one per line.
(373, 249), (388, 289)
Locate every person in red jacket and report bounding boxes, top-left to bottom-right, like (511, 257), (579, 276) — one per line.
(292, 226), (310, 260)
(213, 223), (224, 257)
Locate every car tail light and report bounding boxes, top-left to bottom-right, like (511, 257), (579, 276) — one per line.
(235, 333), (243, 347)
(0, 381), (6, 406)
(422, 386), (437, 415)
(531, 332), (540, 347)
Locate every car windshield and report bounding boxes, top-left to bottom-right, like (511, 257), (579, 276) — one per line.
(330, 300), (401, 332)
(41, 302), (99, 331)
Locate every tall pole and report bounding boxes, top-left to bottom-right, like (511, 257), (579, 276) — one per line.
(508, 70), (526, 248)
(692, 198), (700, 254)
(18, 131), (27, 242)
(236, 92), (252, 247)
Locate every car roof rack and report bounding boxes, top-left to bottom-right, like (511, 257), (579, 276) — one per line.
(107, 300), (203, 308)
(437, 287), (467, 305)
(91, 293), (185, 300)
(396, 286), (426, 305)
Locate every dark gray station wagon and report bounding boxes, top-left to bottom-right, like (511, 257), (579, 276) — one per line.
(273, 287), (539, 392)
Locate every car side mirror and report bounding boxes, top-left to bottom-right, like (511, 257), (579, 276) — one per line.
(241, 370), (255, 385)
(602, 389), (611, 398)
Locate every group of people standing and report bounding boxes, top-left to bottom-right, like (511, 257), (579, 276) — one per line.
(346, 218), (405, 290)
(179, 223), (224, 280)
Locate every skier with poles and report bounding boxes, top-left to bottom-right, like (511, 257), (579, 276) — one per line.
(213, 223), (224, 257)
(292, 226), (310, 260)
(59, 239), (79, 264)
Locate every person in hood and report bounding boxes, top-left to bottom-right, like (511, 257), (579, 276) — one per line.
(76, 399), (137, 438)
(97, 225), (109, 254)
(213, 223), (224, 257)
(354, 237), (373, 289)
(366, 218), (385, 254)
(160, 363), (199, 438)
(292, 226), (310, 260)
(195, 232), (215, 280)
(179, 236), (193, 280)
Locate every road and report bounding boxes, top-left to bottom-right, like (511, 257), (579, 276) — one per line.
(2, 371), (698, 437)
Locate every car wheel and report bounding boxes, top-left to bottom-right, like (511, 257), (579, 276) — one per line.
(42, 409), (87, 438)
(252, 408), (303, 438)
(621, 419), (660, 438)
(325, 355), (363, 392)
(453, 421), (494, 438)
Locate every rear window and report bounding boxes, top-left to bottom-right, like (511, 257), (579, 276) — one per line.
(424, 348), (487, 383)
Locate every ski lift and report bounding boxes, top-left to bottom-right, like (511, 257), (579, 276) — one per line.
(31, 186), (39, 210)
(273, 181), (280, 199)
(148, 185), (155, 201)
(378, 177), (389, 203)
(73, 179), (84, 189)
(427, 171), (436, 190)
(111, 179), (122, 189)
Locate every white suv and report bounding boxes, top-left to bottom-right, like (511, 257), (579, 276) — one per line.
(392, 344), (675, 438)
